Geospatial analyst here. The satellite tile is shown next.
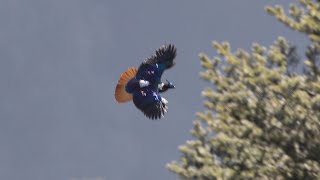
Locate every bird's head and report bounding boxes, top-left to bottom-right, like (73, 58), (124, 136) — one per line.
(158, 80), (175, 93)
(165, 79), (175, 89)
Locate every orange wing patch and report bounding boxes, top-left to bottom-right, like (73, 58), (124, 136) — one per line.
(114, 67), (138, 103)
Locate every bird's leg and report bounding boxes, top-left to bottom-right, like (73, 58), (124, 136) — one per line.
(159, 79), (175, 93)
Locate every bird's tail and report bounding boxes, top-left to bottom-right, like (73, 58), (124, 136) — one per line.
(114, 67), (138, 103)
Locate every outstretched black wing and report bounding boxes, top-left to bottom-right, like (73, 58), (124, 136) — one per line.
(144, 44), (177, 68)
(135, 44), (177, 84)
(132, 88), (168, 120)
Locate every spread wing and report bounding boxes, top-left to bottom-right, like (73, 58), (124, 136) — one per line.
(132, 88), (168, 120)
(135, 44), (177, 85)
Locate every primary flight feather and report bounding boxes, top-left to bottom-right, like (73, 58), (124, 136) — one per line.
(114, 44), (177, 120)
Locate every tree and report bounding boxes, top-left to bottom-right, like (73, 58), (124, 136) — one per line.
(167, 0), (320, 179)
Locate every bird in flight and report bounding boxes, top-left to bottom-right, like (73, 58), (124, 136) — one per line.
(114, 44), (177, 120)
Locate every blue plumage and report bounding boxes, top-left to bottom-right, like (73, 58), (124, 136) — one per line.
(115, 44), (177, 120)
(132, 87), (166, 120)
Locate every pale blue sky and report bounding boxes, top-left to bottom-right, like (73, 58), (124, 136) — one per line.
(0, 1), (307, 180)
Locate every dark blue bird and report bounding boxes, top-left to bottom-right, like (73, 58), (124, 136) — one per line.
(114, 44), (177, 120)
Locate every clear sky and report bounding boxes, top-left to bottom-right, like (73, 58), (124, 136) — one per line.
(0, 0), (307, 180)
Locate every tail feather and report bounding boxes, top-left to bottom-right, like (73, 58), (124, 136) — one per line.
(114, 67), (137, 103)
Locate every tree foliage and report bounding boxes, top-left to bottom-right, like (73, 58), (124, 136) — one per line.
(167, 0), (320, 179)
